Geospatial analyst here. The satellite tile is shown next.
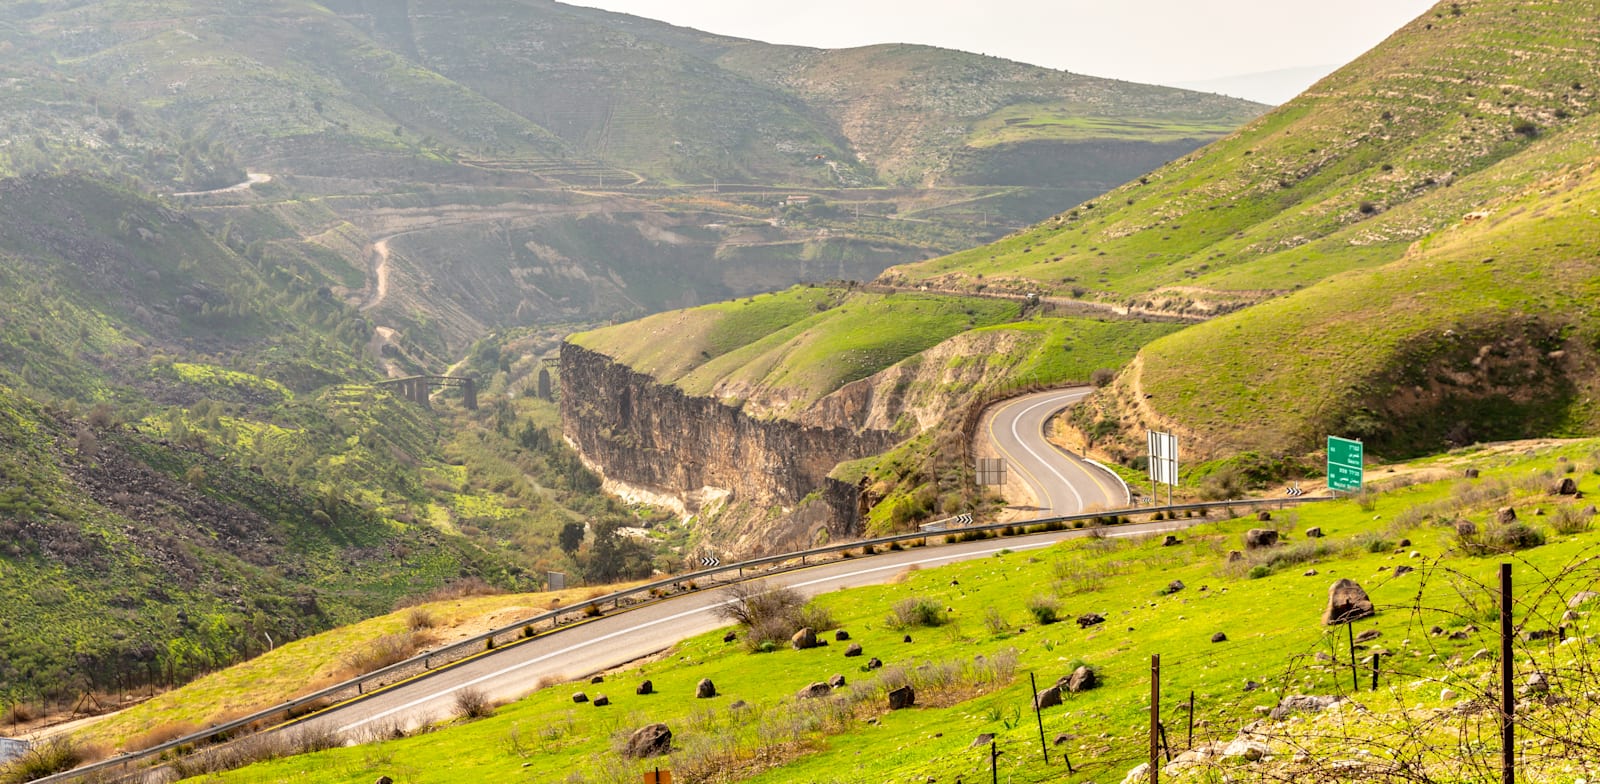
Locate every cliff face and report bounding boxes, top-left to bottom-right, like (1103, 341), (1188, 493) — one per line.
(561, 342), (901, 555)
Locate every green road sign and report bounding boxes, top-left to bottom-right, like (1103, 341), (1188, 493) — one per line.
(1327, 436), (1364, 492)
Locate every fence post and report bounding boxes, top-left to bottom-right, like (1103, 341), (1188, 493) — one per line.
(1500, 562), (1515, 784)
(1150, 654), (1160, 784)
(1347, 622), (1359, 691)
(1187, 690), (1195, 749)
(1371, 651), (1380, 691)
(1030, 672), (1049, 764)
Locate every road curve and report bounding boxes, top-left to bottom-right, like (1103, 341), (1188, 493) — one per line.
(295, 522), (1183, 740)
(982, 388), (1128, 518)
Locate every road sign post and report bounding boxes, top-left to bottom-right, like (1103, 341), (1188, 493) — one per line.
(1327, 436), (1364, 494)
(1147, 431), (1179, 506)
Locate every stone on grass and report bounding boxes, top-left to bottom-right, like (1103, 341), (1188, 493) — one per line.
(625, 723), (672, 758)
(1167, 580), (1185, 594)
(1305, 527), (1323, 538)
(888, 685), (916, 710)
(1162, 535), (1181, 547)
(1553, 477), (1579, 495)
(970, 733), (995, 749)
(1211, 632), (1228, 643)
(1034, 685), (1062, 710)
(866, 657), (883, 670)
(1066, 665), (1098, 693)
(835, 629), (851, 641)
(1076, 612), (1106, 629)
(1270, 695), (1343, 720)
(791, 627), (818, 650)
(572, 692), (588, 704)
(828, 674), (846, 689)
(636, 680), (653, 695)
(695, 678), (716, 699)
(1323, 579), (1376, 625)
(1245, 529), (1279, 549)
(1354, 629), (1382, 643)
(844, 642), (863, 657)
(1497, 507), (1518, 525)
(592, 695), (610, 707)
(1568, 591), (1600, 609)
(797, 682), (832, 700)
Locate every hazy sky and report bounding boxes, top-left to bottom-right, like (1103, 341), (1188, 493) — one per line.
(567, 0), (1438, 87)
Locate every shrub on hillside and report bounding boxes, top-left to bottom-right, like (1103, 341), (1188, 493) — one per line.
(715, 582), (835, 652)
(1025, 595), (1060, 625)
(888, 597), (947, 629)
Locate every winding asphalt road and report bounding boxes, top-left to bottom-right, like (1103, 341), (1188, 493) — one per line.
(306, 519), (1183, 740)
(114, 388), (1136, 762)
(981, 388), (1130, 517)
(284, 388), (1129, 736)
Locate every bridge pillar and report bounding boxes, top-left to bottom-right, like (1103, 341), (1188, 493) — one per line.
(461, 378), (477, 411)
(410, 378), (431, 408)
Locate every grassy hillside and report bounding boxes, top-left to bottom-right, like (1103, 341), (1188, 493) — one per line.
(1127, 150), (1600, 459)
(880, 0), (1600, 307)
(165, 439), (1600, 784)
(0, 178), (665, 711)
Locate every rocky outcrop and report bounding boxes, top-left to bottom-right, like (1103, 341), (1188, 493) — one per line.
(561, 342), (901, 554)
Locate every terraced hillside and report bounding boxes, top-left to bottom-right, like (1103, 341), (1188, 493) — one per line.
(568, 0), (1600, 540)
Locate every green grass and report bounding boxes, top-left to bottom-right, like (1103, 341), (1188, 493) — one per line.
(193, 439), (1600, 784)
(1134, 152), (1600, 458)
(967, 105), (1243, 147)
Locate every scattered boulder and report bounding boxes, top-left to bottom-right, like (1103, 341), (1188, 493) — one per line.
(1305, 527), (1324, 539)
(1244, 680), (1263, 691)
(1355, 629), (1382, 643)
(970, 733), (995, 749)
(1270, 695), (1344, 720)
(835, 630), (851, 641)
(572, 692), (589, 704)
(1523, 672), (1550, 695)
(1553, 478), (1579, 496)
(1222, 738), (1270, 761)
(1568, 591), (1600, 609)
(1398, 539), (1411, 548)
(1245, 529), (1279, 549)
(636, 680), (653, 696)
(1077, 612), (1106, 629)
(625, 723), (672, 758)
(1497, 507), (1518, 525)
(1053, 733), (1077, 746)
(844, 642), (864, 657)
(888, 685), (916, 710)
(592, 695), (610, 707)
(1523, 629), (1556, 642)
(1211, 632), (1228, 643)
(729, 700), (750, 711)
(791, 628), (818, 650)
(1394, 565), (1414, 577)
(797, 682), (833, 700)
(1441, 688), (1459, 701)
(1167, 580), (1186, 594)
(591, 675), (605, 684)
(866, 657), (883, 670)
(828, 674), (846, 689)
(1323, 579), (1376, 625)
(1065, 665), (1099, 693)
(723, 630), (737, 643)
(376, 777), (394, 784)
(903, 634), (913, 643)
(1121, 763), (1151, 784)
(1465, 468), (1480, 479)
(1034, 685), (1063, 710)
(1257, 510), (1272, 522)
(1228, 550), (1245, 563)
(695, 678), (716, 699)
(1455, 519), (1478, 537)
(1162, 535), (1181, 547)
(1304, 569), (1319, 577)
